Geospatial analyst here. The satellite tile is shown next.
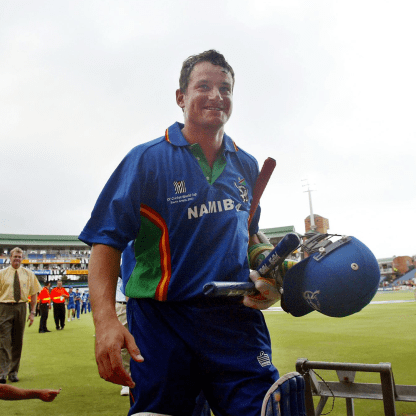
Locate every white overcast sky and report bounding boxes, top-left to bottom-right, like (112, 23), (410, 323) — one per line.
(1, 0), (415, 259)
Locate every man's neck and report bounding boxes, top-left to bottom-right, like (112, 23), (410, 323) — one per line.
(181, 125), (225, 168)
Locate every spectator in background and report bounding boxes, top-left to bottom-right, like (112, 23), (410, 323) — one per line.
(0, 247), (41, 383)
(35, 295), (40, 316)
(116, 277), (130, 397)
(74, 289), (81, 319)
(38, 282), (52, 333)
(67, 287), (75, 321)
(50, 280), (69, 330)
(81, 291), (89, 314)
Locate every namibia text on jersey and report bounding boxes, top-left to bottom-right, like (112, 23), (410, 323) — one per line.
(188, 199), (236, 219)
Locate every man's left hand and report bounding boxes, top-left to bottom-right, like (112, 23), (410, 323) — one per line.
(243, 270), (281, 310)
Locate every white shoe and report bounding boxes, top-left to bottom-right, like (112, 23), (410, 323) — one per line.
(120, 386), (129, 396)
(67, 319), (70, 322)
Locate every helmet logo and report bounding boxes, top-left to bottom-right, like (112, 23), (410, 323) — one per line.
(303, 290), (321, 311)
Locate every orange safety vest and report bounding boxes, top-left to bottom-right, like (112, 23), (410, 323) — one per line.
(38, 287), (51, 304)
(50, 287), (69, 304)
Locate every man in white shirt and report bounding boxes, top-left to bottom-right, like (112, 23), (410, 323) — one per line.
(0, 247), (41, 383)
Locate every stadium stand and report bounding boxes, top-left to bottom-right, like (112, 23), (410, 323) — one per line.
(0, 234), (90, 284)
(391, 269), (416, 286)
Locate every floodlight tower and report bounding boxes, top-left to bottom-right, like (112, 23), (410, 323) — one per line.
(302, 180), (316, 231)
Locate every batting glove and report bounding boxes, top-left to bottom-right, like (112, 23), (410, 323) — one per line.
(243, 270), (282, 310)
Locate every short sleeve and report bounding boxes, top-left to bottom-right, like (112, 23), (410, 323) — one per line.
(79, 148), (144, 251)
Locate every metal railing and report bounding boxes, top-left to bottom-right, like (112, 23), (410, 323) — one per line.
(296, 358), (416, 416)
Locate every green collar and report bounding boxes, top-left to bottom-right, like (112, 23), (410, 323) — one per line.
(188, 143), (227, 184)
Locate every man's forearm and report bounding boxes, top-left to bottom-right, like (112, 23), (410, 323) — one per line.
(30, 296), (37, 313)
(0, 384), (40, 400)
(88, 244), (122, 325)
(249, 234), (261, 248)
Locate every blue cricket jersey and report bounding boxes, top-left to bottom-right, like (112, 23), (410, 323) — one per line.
(67, 292), (75, 308)
(79, 122), (261, 301)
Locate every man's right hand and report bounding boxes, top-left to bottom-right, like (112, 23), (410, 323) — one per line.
(88, 244), (144, 388)
(38, 388), (62, 402)
(94, 318), (143, 388)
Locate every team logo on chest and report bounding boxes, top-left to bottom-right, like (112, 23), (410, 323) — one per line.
(169, 176), (250, 220)
(167, 180), (196, 206)
(234, 177), (248, 203)
(173, 180), (186, 194)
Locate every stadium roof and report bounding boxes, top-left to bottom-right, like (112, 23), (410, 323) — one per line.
(0, 234), (88, 248)
(377, 257), (394, 263)
(261, 226), (296, 239)
(0, 229), (297, 248)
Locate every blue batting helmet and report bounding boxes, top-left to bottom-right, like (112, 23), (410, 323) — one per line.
(281, 236), (380, 317)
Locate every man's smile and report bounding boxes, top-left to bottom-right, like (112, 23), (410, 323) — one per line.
(205, 106), (223, 111)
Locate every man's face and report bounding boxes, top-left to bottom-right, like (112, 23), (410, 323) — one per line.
(176, 61), (233, 130)
(57, 281), (63, 288)
(10, 252), (23, 269)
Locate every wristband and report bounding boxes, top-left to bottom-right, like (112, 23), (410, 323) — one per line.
(280, 260), (299, 277)
(30, 311), (35, 315)
(248, 243), (274, 269)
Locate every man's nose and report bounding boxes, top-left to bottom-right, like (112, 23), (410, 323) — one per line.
(208, 87), (223, 100)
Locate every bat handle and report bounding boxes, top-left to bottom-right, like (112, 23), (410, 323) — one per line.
(204, 233), (300, 297)
(203, 282), (256, 297)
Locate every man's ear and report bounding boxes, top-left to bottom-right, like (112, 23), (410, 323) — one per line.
(176, 88), (185, 110)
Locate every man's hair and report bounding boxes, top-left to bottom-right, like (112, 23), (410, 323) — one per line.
(10, 247), (23, 257)
(179, 50), (235, 93)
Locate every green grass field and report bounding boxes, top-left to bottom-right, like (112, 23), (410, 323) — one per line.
(264, 290), (416, 416)
(2, 290), (415, 416)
